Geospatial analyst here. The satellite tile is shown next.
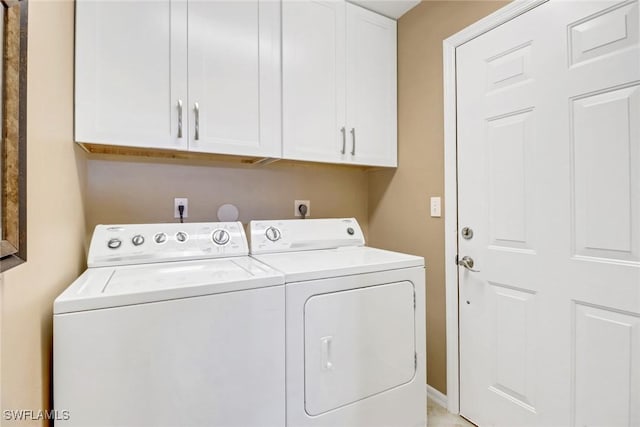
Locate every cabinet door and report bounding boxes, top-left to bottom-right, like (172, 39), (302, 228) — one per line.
(187, 1), (280, 158)
(75, 0), (187, 150)
(346, 3), (397, 167)
(282, 1), (347, 164)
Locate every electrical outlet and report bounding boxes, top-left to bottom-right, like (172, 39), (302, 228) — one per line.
(294, 200), (310, 217)
(174, 198), (188, 219)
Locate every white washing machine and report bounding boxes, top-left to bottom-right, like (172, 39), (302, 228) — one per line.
(250, 218), (426, 427)
(54, 222), (285, 427)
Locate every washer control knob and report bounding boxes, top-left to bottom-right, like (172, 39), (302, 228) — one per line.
(265, 226), (281, 242)
(347, 227), (355, 236)
(132, 235), (145, 246)
(154, 232), (168, 244)
(175, 231), (188, 243)
(212, 229), (230, 245)
(107, 238), (122, 249)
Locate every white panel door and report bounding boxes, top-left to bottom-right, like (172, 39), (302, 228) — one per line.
(75, 0), (187, 150)
(187, 0), (280, 158)
(345, 3), (397, 167)
(282, 0), (346, 164)
(457, 1), (640, 426)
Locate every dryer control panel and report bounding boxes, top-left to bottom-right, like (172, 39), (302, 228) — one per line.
(249, 218), (365, 255)
(87, 222), (248, 267)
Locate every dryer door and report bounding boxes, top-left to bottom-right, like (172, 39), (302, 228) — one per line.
(304, 281), (416, 415)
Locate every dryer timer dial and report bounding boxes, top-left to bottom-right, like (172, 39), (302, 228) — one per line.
(265, 226), (281, 242)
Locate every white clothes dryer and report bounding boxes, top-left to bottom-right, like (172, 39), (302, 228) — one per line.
(250, 218), (426, 427)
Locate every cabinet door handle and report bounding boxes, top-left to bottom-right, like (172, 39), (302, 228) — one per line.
(350, 127), (356, 156)
(340, 127), (346, 154)
(194, 102), (200, 141)
(177, 99), (183, 138)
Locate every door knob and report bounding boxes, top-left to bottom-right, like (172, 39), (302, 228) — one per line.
(458, 255), (479, 272)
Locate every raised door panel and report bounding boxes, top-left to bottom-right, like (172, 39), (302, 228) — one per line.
(573, 303), (640, 427)
(187, 1), (280, 158)
(346, 3), (397, 167)
(75, 0), (187, 150)
(486, 283), (537, 412)
(572, 84), (640, 264)
(282, 0), (346, 164)
(486, 108), (536, 253)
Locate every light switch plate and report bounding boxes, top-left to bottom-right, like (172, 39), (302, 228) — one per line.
(430, 197), (441, 218)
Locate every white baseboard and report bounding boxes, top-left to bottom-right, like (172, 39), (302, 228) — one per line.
(426, 384), (448, 408)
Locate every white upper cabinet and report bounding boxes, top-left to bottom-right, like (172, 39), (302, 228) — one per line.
(76, 0), (280, 158)
(187, 1), (281, 157)
(75, 0), (188, 150)
(282, 1), (346, 164)
(345, 3), (397, 167)
(282, 1), (397, 167)
(76, 0), (397, 166)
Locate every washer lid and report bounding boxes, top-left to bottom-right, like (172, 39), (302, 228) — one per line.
(54, 257), (284, 314)
(252, 246), (424, 283)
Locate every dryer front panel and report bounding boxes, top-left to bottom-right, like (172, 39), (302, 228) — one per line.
(304, 281), (416, 415)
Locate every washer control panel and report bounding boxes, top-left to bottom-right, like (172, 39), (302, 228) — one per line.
(249, 218), (365, 255)
(88, 222), (248, 267)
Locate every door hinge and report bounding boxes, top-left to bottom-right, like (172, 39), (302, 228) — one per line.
(414, 352), (417, 370)
(455, 254), (459, 265)
(413, 290), (416, 309)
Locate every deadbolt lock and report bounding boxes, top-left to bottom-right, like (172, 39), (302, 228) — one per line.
(461, 227), (474, 240)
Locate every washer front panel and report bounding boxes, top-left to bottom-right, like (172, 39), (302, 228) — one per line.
(54, 285), (285, 427)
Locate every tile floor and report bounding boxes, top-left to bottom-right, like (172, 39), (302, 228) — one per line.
(427, 397), (475, 427)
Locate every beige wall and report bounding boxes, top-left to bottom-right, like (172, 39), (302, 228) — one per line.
(0, 1), (87, 425)
(368, 0), (507, 394)
(85, 158), (369, 237)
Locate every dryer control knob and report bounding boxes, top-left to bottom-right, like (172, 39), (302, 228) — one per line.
(265, 226), (281, 242)
(212, 229), (230, 245)
(107, 238), (122, 249)
(175, 231), (188, 243)
(132, 235), (145, 246)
